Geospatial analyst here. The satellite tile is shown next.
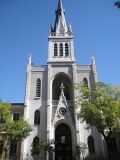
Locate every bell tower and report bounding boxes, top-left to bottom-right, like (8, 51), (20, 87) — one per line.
(48, 0), (75, 63)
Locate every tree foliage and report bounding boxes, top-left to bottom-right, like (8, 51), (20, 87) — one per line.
(75, 82), (120, 157)
(115, 1), (120, 8)
(0, 103), (32, 159)
(31, 139), (54, 155)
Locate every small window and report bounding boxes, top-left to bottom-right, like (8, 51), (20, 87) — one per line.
(65, 43), (69, 57)
(88, 136), (95, 154)
(13, 113), (20, 121)
(34, 110), (40, 125)
(0, 141), (3, 155)
(9, 140), (17, 156)
(60, 43), (63, 56)
(54, 43), (57, 57)
(83, 77), (88, 88)
(36, 79), (41, 98)
(33, 137), (39, 149)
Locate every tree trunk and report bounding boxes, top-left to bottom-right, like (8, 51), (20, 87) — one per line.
(104, 137), (111, 160)
(1, 138), (9, 160)
(99, 130), (112, 160)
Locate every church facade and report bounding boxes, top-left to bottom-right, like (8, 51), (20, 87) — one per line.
(21, 0), (102, 159)
(8, 0), (120, 160)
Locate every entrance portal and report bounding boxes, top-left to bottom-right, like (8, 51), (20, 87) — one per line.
(55, 124), (72, 160)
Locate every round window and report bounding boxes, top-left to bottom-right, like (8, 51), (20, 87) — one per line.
(59, 107), (67, 116)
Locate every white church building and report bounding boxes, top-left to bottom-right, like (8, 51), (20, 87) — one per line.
(9, 0), (120, 160)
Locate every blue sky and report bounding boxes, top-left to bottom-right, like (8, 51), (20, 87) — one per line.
(0, 0), (120, 102)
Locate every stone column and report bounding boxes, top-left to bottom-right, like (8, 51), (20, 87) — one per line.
(46, 64), (52, 160)
(72, 63), (81, 160)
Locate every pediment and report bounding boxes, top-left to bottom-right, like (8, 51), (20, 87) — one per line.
(52, 83), (73, 124)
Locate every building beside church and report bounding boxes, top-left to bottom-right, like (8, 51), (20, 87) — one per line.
(2, 0), (120, 160)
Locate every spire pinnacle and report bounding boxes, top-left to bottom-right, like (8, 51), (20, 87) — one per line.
(91, 54), (95, 65)
(49, 0), (73, 37)
(57, 0), (63, 11)
(91, 54), (98, 82)
(28, 54), (32, 65)
(54, 0), (67, 36)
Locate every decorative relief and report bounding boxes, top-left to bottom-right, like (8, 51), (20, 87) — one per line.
(52, 83), (74, 124)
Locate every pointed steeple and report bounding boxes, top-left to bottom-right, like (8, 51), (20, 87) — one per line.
(57, 0), (63, 11)
(49, 0), (71, 37)
(48, 0), (75, 63)
(49, 0), (73, 37)
(54, 0), (67, 32)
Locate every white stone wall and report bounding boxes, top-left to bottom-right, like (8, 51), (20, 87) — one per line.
(22, 57), (104, 160)
(74, 65), (103, 158)
(22, 67), (47, 160)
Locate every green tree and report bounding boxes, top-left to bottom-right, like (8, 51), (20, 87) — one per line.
(31, 139), (54, 158)
(115, 1), (120, 8)
(31, 139), (54, 154)
(75, 82), (120, 159)
(0, 103), (32, 160)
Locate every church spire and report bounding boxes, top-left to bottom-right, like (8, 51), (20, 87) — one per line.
(48, 0), (75, 63)
(54, 0), (67, 35)
(57, 0), (63, 11)
(49, 0), (73, 37)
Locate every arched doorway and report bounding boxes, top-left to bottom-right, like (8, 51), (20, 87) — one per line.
(55, 123), (73, 160)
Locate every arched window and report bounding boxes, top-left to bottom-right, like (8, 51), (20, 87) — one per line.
(60, 43), (63, 56)
(9, 140), (17, 156)
(88, 136), (95, 154)
(65, 43), (69, 57)
(36, 79), (41, 98)
(33, 137), (39, 149)
(54, 43), (58, 57)
(34, 110), (40, 125)
(83, 77), (88, 88)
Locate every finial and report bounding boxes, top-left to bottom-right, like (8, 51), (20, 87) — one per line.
(91, 54), (95, 65)
(60, 82), (65, 93)
(58, 0), (63, 10)
(28, 54), (32, 65)
(68, 24), (72, 35)
(91, 54), (98, 82)
(91, 53), (94, 58)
